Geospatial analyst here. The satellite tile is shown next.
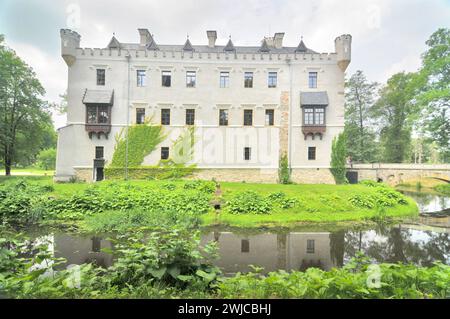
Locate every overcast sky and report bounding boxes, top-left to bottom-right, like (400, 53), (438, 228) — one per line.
(1, 0), (449, 129)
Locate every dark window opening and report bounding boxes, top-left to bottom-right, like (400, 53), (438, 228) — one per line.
(186, 109), (195, 125)
(96, 69), (105, 86)
(265, 109), (274, 126)
(136, 108), (145, 124)
(244, 72), (253, 88)
(161, 147), (169, 160)
(95, 167), (104, 181)
(219, 109), (229, 126)
(91, 237), (101, 252)
(243, 109), (253, 126)
(308, 147), (316, 160)
(86, 105), (110, 124)
(162, 71), (171, 87)
(307, 239), (315, 253)
(161, 109), (170, 125)
(95, 146), (104, 159)
(241, 239), (250, 253)
(244, 147), (251, 161)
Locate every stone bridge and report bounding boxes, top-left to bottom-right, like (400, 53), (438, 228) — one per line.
(347, 163), (450, 186)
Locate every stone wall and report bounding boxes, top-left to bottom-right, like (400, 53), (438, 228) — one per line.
(279, 91), (290, 157)
(74, 168), (93, 182)
(291, 168), (336, 184)
(189, 168), (278, 183)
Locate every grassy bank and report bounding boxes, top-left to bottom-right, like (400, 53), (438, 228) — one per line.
(0, 177), (418, 229)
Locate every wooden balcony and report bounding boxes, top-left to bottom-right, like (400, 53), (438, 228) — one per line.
(85, 124), (111, 139)
(302, 125), (326, 140)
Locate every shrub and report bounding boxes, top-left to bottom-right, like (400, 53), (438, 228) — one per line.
(330, 132), (347, 184)
(278, 154), (291, 184)
(225, 191), (272, 214)
(183, 180), (216, 194)
(104, 165), (196, 180)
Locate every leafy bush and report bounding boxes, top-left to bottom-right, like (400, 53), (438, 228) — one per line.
(104, 165), (196, 180)
(225, 191), (272, 214)
(359, 180), (384, 187)
(330, 132), (347, 184)
(349, 187), (408, 209)
(278, 154), (291, 184)
(183, 180), (216, 194)
(267, 192), (298, 209)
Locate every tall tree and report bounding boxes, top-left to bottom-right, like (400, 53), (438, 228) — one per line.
(414, 28), (450, 163)
(0, 35), (54, 175)
(344, 70), (379, 162)
(372, 72), (416, 163)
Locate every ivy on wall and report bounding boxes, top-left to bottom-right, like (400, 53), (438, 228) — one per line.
(107, 118), (196, 180)
(110, 118), (166, 167)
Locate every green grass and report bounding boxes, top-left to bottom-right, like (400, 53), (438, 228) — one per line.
(434, 184), (450, 195)
(0, 177), (419, 228)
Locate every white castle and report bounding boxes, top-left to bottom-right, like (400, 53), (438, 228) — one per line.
(55, 28), (351, 183)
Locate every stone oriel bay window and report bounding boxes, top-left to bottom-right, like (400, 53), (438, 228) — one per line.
(82, 89), (114, 139)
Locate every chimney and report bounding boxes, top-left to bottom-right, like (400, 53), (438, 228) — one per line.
(207, 30), (217, 48)
(273, 33), (284, 49)
(138, 28), (152, 46)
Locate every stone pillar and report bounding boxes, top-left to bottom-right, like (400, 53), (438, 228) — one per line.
(279, 91), (290, 158)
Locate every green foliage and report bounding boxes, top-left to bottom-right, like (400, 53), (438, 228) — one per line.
(434, 184), (450, 196)
(225, 191), (272, 214)
(172, 126), (196, 164)
(104, 165), (196, 180)
(330, 132), (347, 184)
(183, 180), (216, 194)
(110, 121), (165, 167)
(344, 70), (380, 163)
(217, 259), (450, 299)
(349, 187), (408, 209)
(0, 36), (54, 175)
(278, 154), (291, 184)
(35, 148), (56, 170)
(267, 192), (298, 209)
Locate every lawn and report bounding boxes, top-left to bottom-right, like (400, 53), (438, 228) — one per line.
(0, 176), (418, 228)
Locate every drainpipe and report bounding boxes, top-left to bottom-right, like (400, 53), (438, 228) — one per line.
(125, 53), (131, 180)
(286, 58), (293, 172)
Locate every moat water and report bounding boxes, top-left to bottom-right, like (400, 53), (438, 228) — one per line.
(19, 190), (450, 274)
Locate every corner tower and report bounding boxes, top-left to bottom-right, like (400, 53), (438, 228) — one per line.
(334, 34), (352, 71)
(60, 29), (80, 66)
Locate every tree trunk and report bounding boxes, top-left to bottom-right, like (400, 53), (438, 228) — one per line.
(4, 145), (11, 176)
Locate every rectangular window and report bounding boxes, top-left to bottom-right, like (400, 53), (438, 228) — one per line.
(268, 72), (277, 88)
(96, 69), (105, 86)
(95, 146), (104, 159)
(244, 72), (253, 88)
(87, 105), (110, 124)
(136, 108), (145, 124)
(186, 71), (196, 88)
(241, 239), (250, 253)
(243, 109), (253, 126)
(186, 109), (195, 125)
(303, 107), (325, 125)
(306, 239), (315, 253)
(308, 72), (317, 88)
(161, 109), (170, 125)
(265, 109), (274, 126)
(161, 147), (169, 160)
(87, 106), (98, 124)
(162, 71), (171, 87)
(98, 106), (109, 123)
(219, 109), (228, 126)
(308, 147), (316, 160)
(220, 72), (229, 88)
(244, 147), (251, 161)
(137, 70), (146, 87)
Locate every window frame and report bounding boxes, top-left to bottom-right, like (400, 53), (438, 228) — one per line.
(95, 146), (104, 159)
(161, 108), (171, 125)
(241, 239), (250, 253)
(244, 147), (251, 161)
(308, 147), (316, 160)
(96, 69), (105, 86)
(186, 71), (196, 88)
(136, 108), (146, 124)
(86, 105), (110, 125)
(303, 107), (326, 126)
(162, 70), (172, 87)
(306, 239), (315, 253)
(136, 70), (146, 87)
(268, 71), (277, 88)
(220, 72), (230, 88)
(243, 109), (253, 126)
(265, 109), (274, 126)
(308, 72), (318, 88)
(185, 109), (195, 125)
(244, 72), (253, 88)
(219, 109), (229, 126)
